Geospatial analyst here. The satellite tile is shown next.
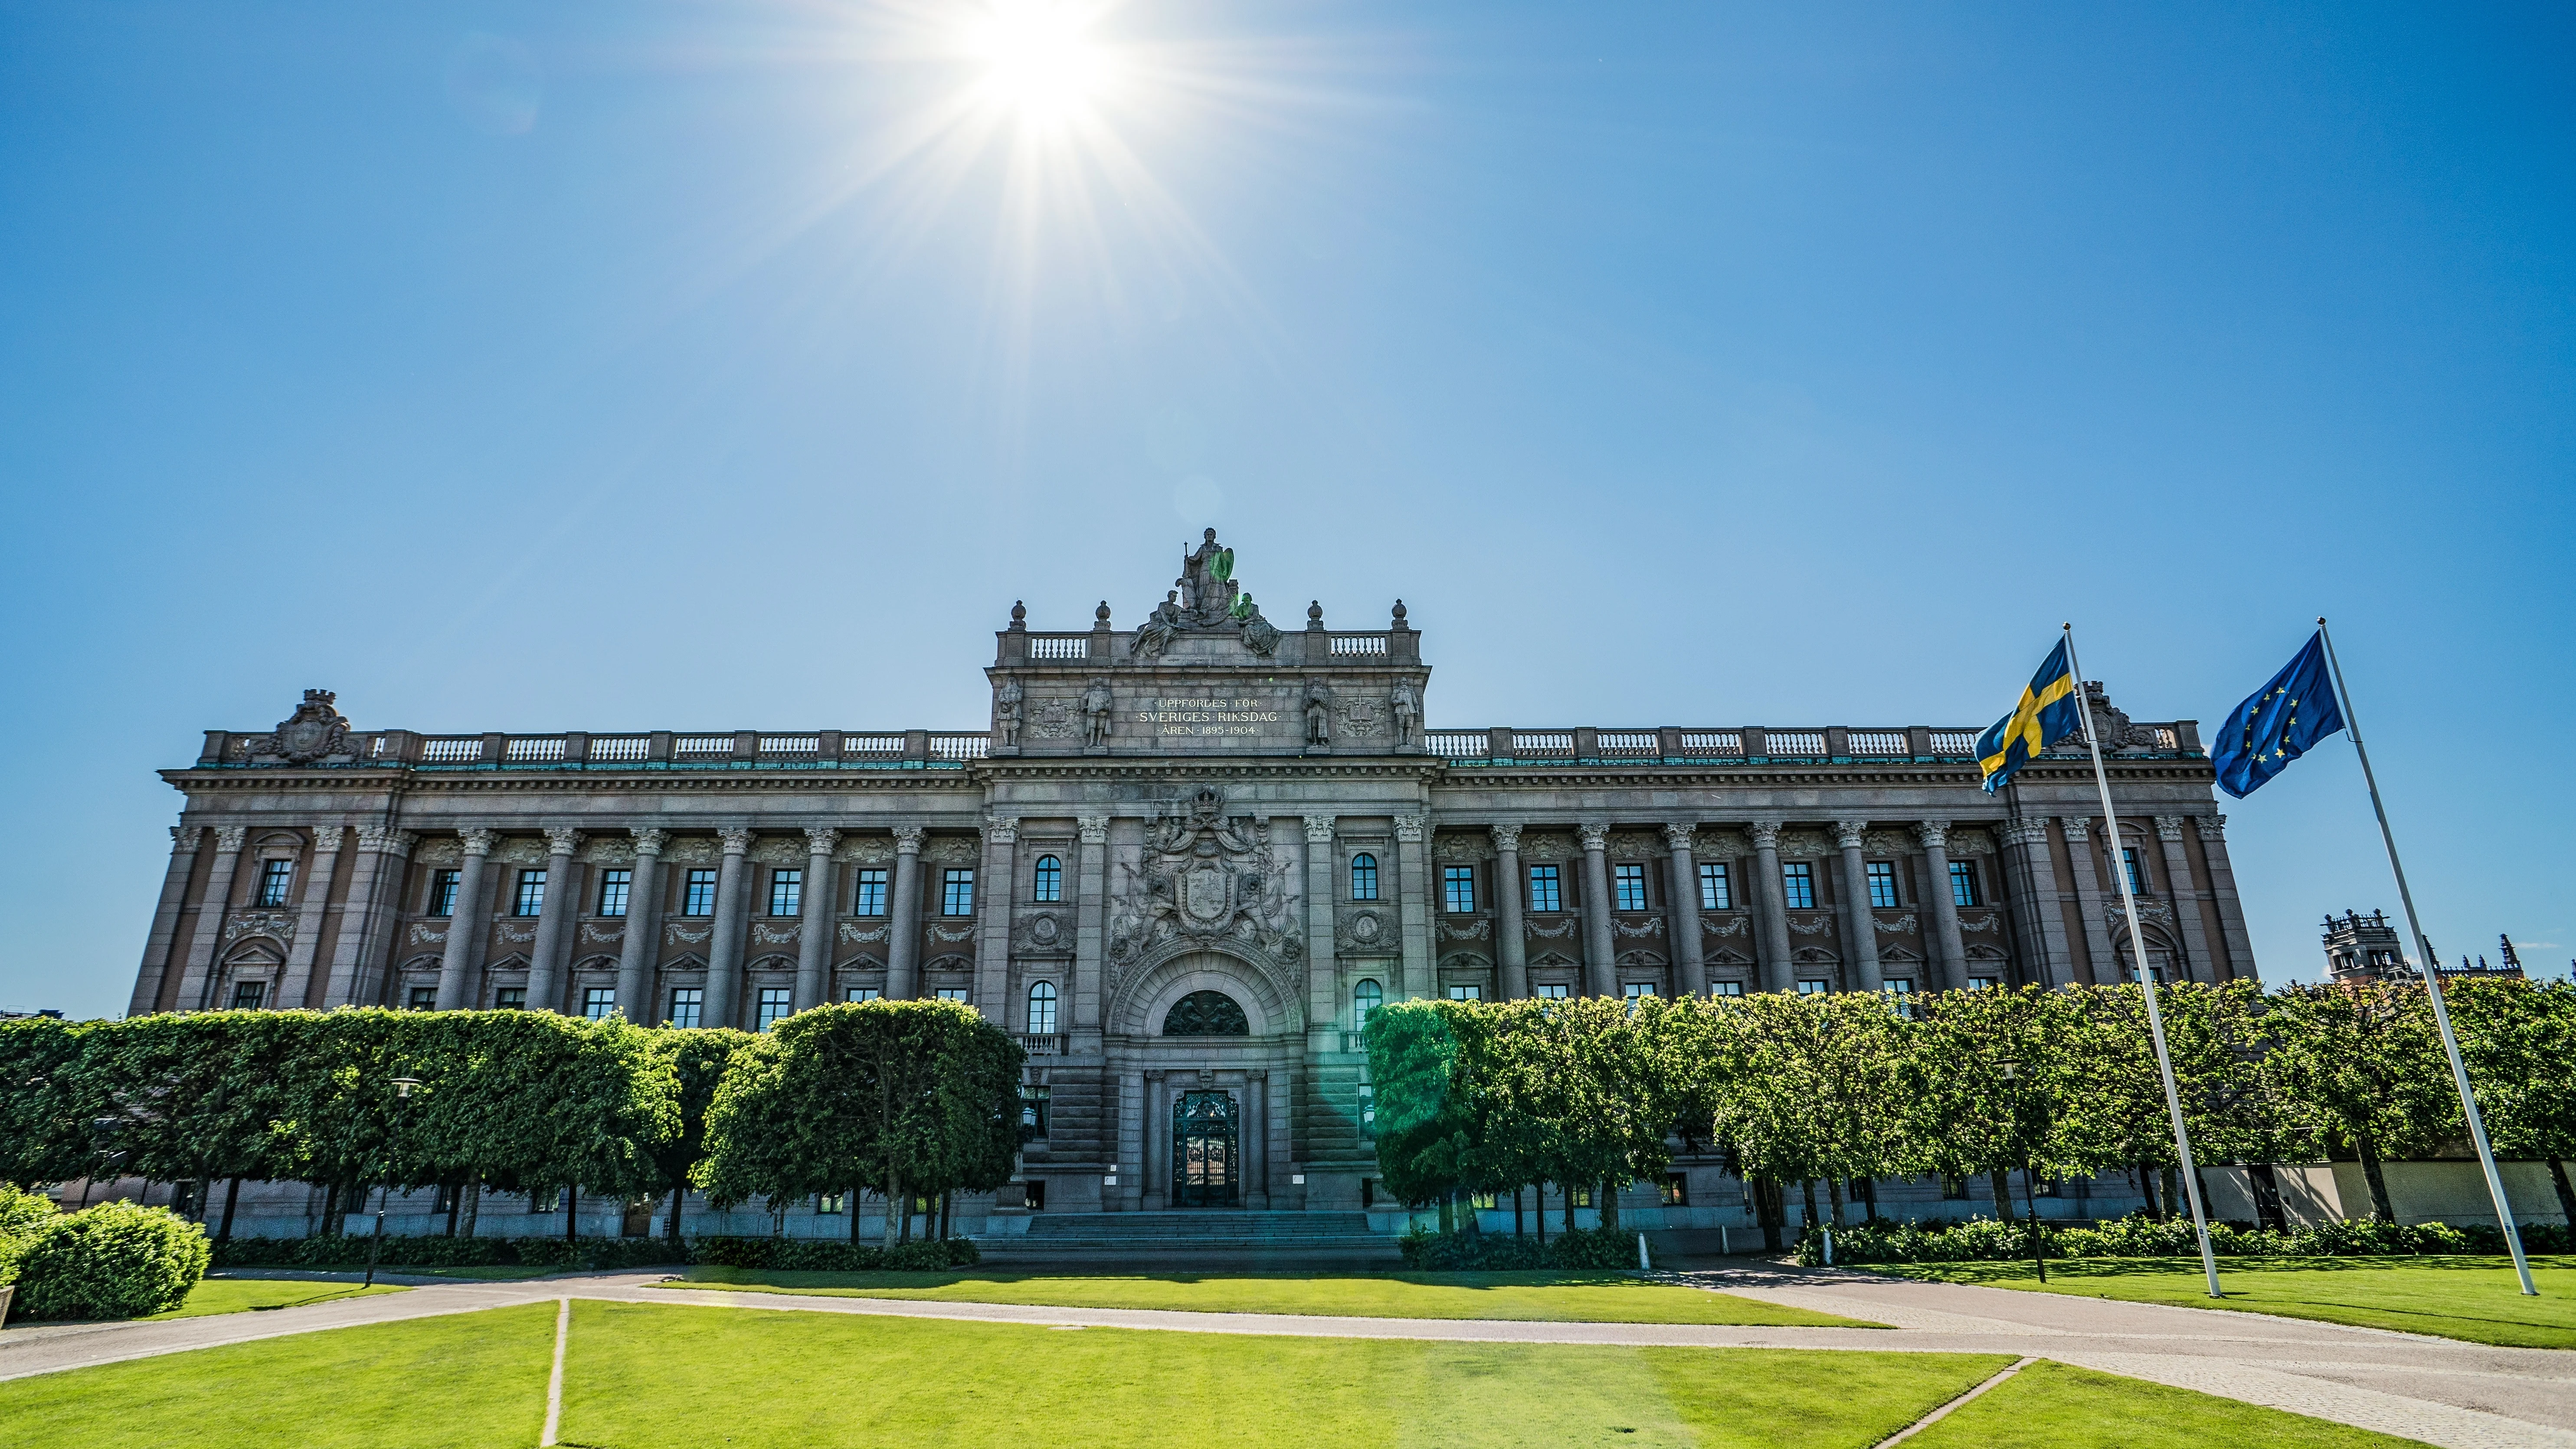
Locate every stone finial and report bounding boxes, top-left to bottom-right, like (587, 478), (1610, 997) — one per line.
(1391, 599), (1408, 627)
(1094, 600), (1112, 626)
(1307, 600), (1324, 629)
(1009, 600), (1027, 631)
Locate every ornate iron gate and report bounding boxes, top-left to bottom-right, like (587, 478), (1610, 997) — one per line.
(1172, 1090), (1240, 1207)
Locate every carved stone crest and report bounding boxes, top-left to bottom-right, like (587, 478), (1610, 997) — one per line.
(269, 689), (349, 764)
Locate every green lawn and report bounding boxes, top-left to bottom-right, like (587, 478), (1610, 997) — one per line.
(657, 1267), (1875, 1326)
(140, 1276), (409, 1319)
(1871, 1255), (2576, 1350)
(1909, 1360), (2429, 1449)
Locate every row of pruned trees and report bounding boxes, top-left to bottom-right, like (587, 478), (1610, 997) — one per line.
(0, 1000), (1022, 1247)
(1365, 978), (2576, 1247)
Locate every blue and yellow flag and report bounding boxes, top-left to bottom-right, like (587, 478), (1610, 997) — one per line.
(1975, 638), (2083, 794)
(2212, 631), (2345, 798)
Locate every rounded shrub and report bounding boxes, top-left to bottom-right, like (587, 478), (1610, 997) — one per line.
(14, 1201), (211, 1321)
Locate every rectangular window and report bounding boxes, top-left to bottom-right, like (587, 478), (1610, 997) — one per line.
(668, 987), (703, 1029)
(428, 869), (461, 917)
(1866, 861), (1899, 909)
(597, 869), (631, 918)
(1661, 1174), (1689, 1207)
(1711, 980), (1745, 997)
(1536, 983), (1570, 1000)
(229, 980), (267, 1010)
(846, 986), (880, 1003)
(1527, 864), (1562, 913)
(495, 987), (527, 1011)
(1445, 984), (1483, 1001)
(255, 859), (294, 907)
(514, 869), (547, 917)
(682, 869), (717, 917)
(1021, 1085), (1052, 1135)
(756, 988), (792, 1031)
(583, 988), (616, 1021)
(1698, 861), (1731, 911)
(1442, 865), (1476, 914)
(941, 868), (975, 916)
(769, 869), (802, 917)
(1623, 982), (1656, 1003)
(2121, 847), (2146, 896)
(1781, 862), (1816, 910)
(408, 985), (437, 1011)
(852, 868), (888, 917)
(1949, 861), (1981, 908)
(1797, 979), (1831, 995)
(1613, 862), (1648, 911)
(935, 987), (970, 1003)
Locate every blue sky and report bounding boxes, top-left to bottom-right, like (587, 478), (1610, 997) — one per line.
(3, 1), (2569, 1017)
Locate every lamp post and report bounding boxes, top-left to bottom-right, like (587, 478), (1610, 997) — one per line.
(363, 1077), (423, 1289)
(1996, 1063), (2047, 1284)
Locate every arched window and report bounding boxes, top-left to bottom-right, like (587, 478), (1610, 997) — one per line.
(1032, 854), (1062, 903)
(1026, 980), (1058, 1035)
(1352, 978), (1383, 1030)
(1350, 853), (1380, 901)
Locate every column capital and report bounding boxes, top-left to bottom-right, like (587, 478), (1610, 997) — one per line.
(310, 824), (346, 850)
(1661, 823), (1697, 854)
(631, 827), (670, 854)
(2057, 816), (2092, 843)
(1747, 819), (1782, 850)
(544, 827), (584, 857)
(893, 825), (926, 854)
(1833, 819), (1869, 850)
(805, 827), (841, 855)
(356, 825), (416, 854)
(1394, 814), (1427, 844)
(984, 814), (1019, 844)
(1079, 814), (1112, 845)
(1912, 820), (1952, 850)
(1303, 815), (1336, 844)
(717, 827), (753, 854)
(2195, 814), (2228, 842)
(215, 825), (249, 852)
(459, 828), (498, 855)
(1489, 822), (1524, 854)
(2153, 815), (2186, 841)
(1575, 821), (1608, 853)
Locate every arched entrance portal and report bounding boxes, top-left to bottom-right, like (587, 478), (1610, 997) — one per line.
(1172, 1090), (1240, 1207)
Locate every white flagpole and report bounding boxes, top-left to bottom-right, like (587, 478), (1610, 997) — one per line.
(2315, 618), (2537, 1296)
(2061, 624), (2224, 1299)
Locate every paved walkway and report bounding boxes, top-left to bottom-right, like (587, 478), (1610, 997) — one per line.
(3, 1265), (2570, 1449)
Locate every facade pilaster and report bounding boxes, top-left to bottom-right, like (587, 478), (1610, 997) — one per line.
(326, 827), (413, 1008)
(2059, 817), (2118, 983)
(1663, 824), (1707, 996)
(2154, 816), (2216, 984)
(974, 818), (1017, 1021)
(1748, 819), (1793, 994)
(614, 828), (669, 1019)
(1914, 821), (1967, 993)
(1074, 816), (1111, 1033)
(524, 828), (582, 1013)
(433, 829), (496, 1011)
(796, 828), (841, 1011)
(1833, 820), (1884, 992)
(276, 826), (345, 1010)
(131, 825), (204, 1018)
(1576, 822), (1616, 997)
(174, 826), (249, 1011)
(1394, 814), (1431, 1000)
(1490, 823), (1529, 1000)
(1303, 816), (1339, 1035)
(705, 828), (754, 1027)
(2197, 815), (2258, 980)
(886, 825), (926, 1000)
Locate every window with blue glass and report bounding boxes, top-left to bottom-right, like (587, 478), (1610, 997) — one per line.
(1349, 853), (1379, 901)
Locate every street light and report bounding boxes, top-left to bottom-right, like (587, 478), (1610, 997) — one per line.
(363, 1078), (424, 1289)
(1995, 1062), (2048, 1284)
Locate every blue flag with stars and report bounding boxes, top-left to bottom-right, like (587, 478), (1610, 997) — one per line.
(2213, 631), (2346, 798)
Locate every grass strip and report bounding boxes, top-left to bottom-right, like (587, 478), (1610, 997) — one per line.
(1904, 1358), (2432, 1448)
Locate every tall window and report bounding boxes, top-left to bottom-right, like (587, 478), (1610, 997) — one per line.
(495, 987), (526, 1010)
(1781, 862), (1816, 910)
(1699, 861), (1732, 911)
(1527, 864), (1562, 913)
(941, 868), (975, 916)
(682, 869), (717, 917)
(1949, 861), (1981, 907)
(1536, 982), (1570, 1000)
(583, 988), (615, 1021)
(1442, 865), (1476, 914)
(756, 988), (792, 1030)
(1865, 861), (1899, 909)
(1349, 854), (1379, 901)
(1613, 862), (1648, 911)
(1026, 981), (1058, 1035)
(851, 868), (888, 916)
(668, 988), (703, 1030)
(255, 859), (294, 907)
(934, 987), (969, 1003)
(769, 869), (802, 917)
(1445, 983), (1483, 1001)
(230, 981), (267, 1009)
(409, 985), (437, 1011)
(597, 869), (631, 917)
(846, 986), (880, 1003)
(1031, 855), (1062, 903)
(1352, 978), (1383, 1029)
(2121, 847), (2146, 896)
(514, 869), (547, 917)
(427, 868), (461, 917)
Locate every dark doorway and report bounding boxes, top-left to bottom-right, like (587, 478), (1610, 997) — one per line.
(1172, 1090), (1240, 1207)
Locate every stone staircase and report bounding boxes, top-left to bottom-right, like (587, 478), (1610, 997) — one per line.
(978, 1211), (1401, 1269)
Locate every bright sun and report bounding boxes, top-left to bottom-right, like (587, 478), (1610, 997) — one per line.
(963, 1), (1116, 125)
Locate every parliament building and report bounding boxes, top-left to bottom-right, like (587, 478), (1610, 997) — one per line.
(126, 533), (2259, 1233)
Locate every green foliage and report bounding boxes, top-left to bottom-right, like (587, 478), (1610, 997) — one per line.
(13, 1201), (210, 1320)
(1396, 1225), (1635, 1269)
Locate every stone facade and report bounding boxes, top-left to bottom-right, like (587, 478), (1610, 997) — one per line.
(131, 533), (2256, 1217)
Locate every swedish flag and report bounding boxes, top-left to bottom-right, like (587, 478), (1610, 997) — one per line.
(1975, 639), (2083, 794)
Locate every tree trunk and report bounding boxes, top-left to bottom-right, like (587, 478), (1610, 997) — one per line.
(2551, 1160), (2576, 1232)
(2137, 1163), (2160, 1218)
(462, 1180), (481, 1240)
(566, 1184), (579, 1244)
(1600, 1180), (1619, 1233)
(1828, 1177), (1847, 1229)
(2357, 1131), (2395, 1222)
(1989, 1168), (2012, 1222)
(218, 1177), (242, 1245)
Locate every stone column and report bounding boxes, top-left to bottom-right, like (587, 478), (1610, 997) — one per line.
(2154, 816), (2217, 984)
(1576, 823), (1616, 997)
(1748, 820), (1794, 994)
(1915, 821), (1968, 993)
(1663, 824), (1708, 997)
(1245, 1071), (1270, 1209)
(131, 825), (205, 1017)
(1303, 817), (1339, 1034)
(705, 828), (754, 1028)
(614, 829), (669, 1019)
(2002, 818), (2072, 987)
(1074, 816), (1111, 1034)
(2197, 816), (2258, 980)
(324, 827), (414, 1008)
(1491, 824), (1529, 999)
(886, 826), (926, 1000)
(796, 828), (840, 1011)
(2059, 818), (2118, 983)
(433, 829), (497, 1011)
(174, 826), (249, 1011)
(1394, 814), (1432, 1000)
(276, 826), (346, 1011)
(975, 817), (1018, 1021)
(1833, 821), (1884, 992)
(522, 828), (582, 1013)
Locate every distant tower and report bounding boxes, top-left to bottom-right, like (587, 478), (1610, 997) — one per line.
(2321, 909), (2406, 985)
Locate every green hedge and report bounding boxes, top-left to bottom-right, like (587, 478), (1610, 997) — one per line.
(208, 1232), (978, 1273)
(1796, 1213), (2576, 1266)
(1397, 1226), (1636, 1270)
(13, 1202), (210, 1321)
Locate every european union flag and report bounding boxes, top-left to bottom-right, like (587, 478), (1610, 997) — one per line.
(2214, 631), (2346, 798)
(1975, 638), (2083, 794)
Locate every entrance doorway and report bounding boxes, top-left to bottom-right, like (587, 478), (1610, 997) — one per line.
(1172, 1090), (1240, 1207)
